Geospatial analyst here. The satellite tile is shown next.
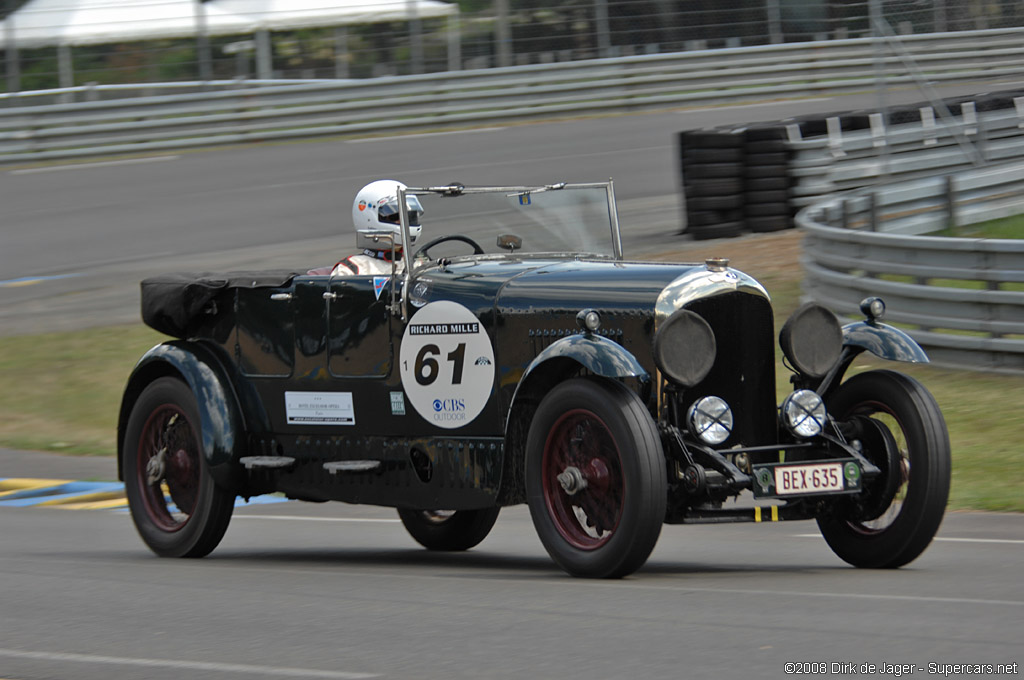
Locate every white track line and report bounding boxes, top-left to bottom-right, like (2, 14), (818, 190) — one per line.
(346, 127), (507, 143)
(233, 514), (400, 523)
(0, 648), (377, 679)
(8, 155), (180, 174)
(795, 533), (1024, 545)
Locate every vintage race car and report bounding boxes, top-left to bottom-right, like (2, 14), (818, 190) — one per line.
(118, 181), (950, 578)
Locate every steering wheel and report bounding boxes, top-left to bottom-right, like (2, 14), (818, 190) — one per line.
(415, 234), (485, 260)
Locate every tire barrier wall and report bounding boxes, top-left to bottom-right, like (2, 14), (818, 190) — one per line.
(5, 27), (1024, 163)
(796, 162), (1024, 375)
(679, 126), (792, 240)
(679, 88), (1024, 241)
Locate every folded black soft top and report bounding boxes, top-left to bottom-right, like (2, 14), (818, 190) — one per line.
(141, 270), (299, 339)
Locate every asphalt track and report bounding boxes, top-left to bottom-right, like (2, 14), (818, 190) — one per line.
(0, 456), (1022, 680)
(2, 84), (1024, 678)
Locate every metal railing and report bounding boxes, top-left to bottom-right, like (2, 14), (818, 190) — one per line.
(787, 104), (1024, 209)
(797, 161), (1024, 374)
(4, 28), (1024, 164)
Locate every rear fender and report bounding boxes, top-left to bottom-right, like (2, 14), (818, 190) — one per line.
(117, 341), (253, 489)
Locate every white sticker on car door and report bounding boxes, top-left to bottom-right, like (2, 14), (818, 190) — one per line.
(285, 391), (355, 426)
(399, 301), (495, 429)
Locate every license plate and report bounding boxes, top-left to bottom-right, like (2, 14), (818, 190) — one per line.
(775, 463), (842, 495)
(752, 460), (861, 498)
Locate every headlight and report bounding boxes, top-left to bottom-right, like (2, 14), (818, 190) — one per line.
(653, 309), (716, 387)
(576, 309), (601, 332)
(779, 302), (842, 378)
(687, 396), (733, 445)
(860, 296), (886, 322)
(781, 389), (827, 438)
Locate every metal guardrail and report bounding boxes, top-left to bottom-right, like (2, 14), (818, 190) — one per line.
(787, 105), (1024, 209)
(797, 161), (1024, 374)
(4, 27), (1024, 163)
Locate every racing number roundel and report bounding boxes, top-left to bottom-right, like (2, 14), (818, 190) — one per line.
(399, 301), (495, 429)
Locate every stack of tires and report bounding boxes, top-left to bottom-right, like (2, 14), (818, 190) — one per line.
(678, 129), (746, 240)
(678, 87), (1024, 241)
(742, 126), (793, 234)
(679, 127), (797, 240)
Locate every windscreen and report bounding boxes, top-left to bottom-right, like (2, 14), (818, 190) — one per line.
(406, 185), (618, 261)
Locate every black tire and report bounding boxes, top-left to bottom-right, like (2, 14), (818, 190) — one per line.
(689, 221), (744, 240)
(745, 189), (790, 203)
(745, 202), (790, 217)
(682, 132), (744, 148)
(397, 507), (500, 551)
(686, 210), (743, 227)
(744, 126), (787, 141)
(818, 370), (951, 568)
(683, 162), (742, 179)
(745, 151), (790, 166)
(526, 378), (666, 578)
(685, 178), (744, 195)
(746, 139), (789, 153)
(123, 377), (234, 558)
(684, 147), (744, 163)
(687, 195), (739, 211)
(747, 215), (792, 232)
(747, 177), (791, 191)
(744, 164), (788, 179)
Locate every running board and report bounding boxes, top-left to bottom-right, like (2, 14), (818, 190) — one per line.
(323, 460), (381, 474)
(239, 456), (296, 470)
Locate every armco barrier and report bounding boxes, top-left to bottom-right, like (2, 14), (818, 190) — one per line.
(797, 162), (1024, 375)
(5, 27), (1024, 163)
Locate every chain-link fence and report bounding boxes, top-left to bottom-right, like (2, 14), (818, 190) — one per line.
(2, 0), (1024, 92)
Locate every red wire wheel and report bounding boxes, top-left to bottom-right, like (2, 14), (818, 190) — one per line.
(541, 409), (625, 550)
(123, 377), (234, 558)
(526, 377), (666, 578)
(135, 403), (201, 533)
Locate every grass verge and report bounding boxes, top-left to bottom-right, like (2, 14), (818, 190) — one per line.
(934, 215), (1024, 239)
(0, 325), (166, 456)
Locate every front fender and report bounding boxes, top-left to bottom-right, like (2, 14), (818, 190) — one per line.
(842, 321), (930, 363)
(524, 333), (649, 384)
(497, 333), (648, 505)
(508, 333), (648, 433)
(117, 341), (248, 487)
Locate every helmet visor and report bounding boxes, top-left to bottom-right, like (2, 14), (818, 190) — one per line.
(377, 195), (424, 227)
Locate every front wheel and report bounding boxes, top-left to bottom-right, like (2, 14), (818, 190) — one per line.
(526, 378), (667, 578)
(123, 377), (235, 558)
(818, 370), (950, 568)
(398, 508), (500, 551)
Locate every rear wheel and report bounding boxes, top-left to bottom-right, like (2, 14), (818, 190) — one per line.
(123, 377), (234, 558)
(398, 508), (500, 551)
(818, 370), (950, 568)
(526, 378), (666, 578)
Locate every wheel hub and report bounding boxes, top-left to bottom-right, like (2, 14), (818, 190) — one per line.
(170, 448), (193, 484)
(145, 447), (167, 485)
(556, 466), (588, 495)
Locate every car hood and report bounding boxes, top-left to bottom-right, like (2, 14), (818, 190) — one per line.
(412, 257), (705, 314)
(494, 259), (702, 313)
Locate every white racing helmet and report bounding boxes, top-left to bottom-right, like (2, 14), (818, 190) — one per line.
(352, 180), (423, 246)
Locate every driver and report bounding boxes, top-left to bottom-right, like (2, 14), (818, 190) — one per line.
(331, 180), (424, 276)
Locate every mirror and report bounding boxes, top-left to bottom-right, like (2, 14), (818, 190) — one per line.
(355, 229), (396, 253)
(497, 234), (523, 252)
